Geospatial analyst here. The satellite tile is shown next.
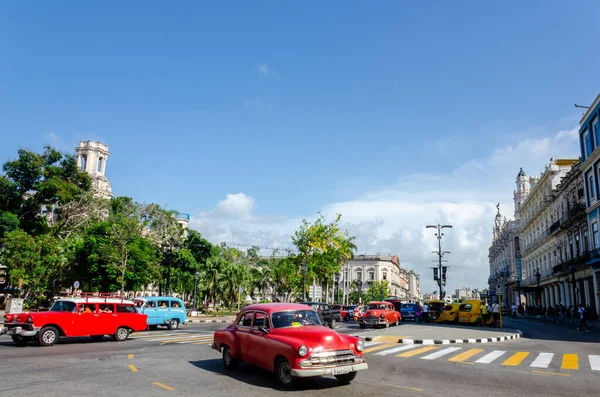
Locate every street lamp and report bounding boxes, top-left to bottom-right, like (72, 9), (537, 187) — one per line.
(162, 243), (180, 296)
(193, 271), (199, 311)
(334, 273), (340, 304)
(426, 224), (453, 299)
(301, 261), (307, 301)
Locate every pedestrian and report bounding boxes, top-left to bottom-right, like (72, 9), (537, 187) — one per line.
(421, 302), (429, 323)
(576, 306), (589, 332)
(491, 301), (500, 328)
(511, 303), (518, 320)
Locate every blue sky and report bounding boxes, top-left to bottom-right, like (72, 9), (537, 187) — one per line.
(1, 1), (598, 291)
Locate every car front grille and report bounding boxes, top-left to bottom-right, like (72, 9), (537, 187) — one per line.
(300, 350), (361, 368)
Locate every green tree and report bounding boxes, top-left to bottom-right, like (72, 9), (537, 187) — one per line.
(365, 281), (390, 302)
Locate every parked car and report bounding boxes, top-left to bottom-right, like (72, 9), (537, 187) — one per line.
(212, 303), (368, 388)
(359, 301), (401, 328)
(400, 303), (420, 321)
(435, 303), (460, 323)
(2, 295), (148, 346)
(133, 296), (187, 330)
(299, 302), (341, 328)
(346, 305), (357, 321)
(331, 304), (352, 321)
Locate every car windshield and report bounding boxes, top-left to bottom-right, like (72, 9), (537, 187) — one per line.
(367, 304), (387, 310)
(401, 304), (415, 309)
(271, 310), (321, 328)
(49, 300), (76, 312)
(134, 300), (145, 308)
(444, 305), (453, 311)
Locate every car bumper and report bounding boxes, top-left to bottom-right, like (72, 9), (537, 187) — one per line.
(291, 362), (368, 377)
(4, 326), (39, 337)
(359, 318), (386, 326)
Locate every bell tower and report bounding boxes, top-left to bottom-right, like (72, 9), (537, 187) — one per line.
(76, 141), (113, 198)
(513, 167), (529, 219)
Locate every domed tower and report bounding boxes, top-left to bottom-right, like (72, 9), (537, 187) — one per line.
(513, 167), (529, 219)
(76, 141), (114, 198)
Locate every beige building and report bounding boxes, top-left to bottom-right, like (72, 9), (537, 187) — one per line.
(76, 140), (113, 198)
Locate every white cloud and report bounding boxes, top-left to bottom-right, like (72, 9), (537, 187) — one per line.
(256, 63), (270, 74)
(189, 125), (582, 293)
(254, 63), (280, 81)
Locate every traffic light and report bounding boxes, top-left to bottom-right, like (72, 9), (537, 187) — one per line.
(0, 266), (7, 285)
(442, 266), (448, 280)
(433, 268), (439, 281)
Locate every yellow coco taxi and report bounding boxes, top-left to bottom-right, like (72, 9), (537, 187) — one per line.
(435, 303), (460, 323)
(426, 300), (445, 321)
(458, 300), (494, 326)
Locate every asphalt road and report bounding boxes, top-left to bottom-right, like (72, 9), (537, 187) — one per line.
(0, 319), (597, 396)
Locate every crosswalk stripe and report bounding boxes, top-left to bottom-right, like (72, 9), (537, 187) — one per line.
(561, 354), (578, 370)
(589, 355), (600, 371)
(364, 341), (382, 348)
(474, 350), (506, 364)
(362, 343), (397, 354)
(374, 345), (418, 356)
(175, 338), (213, 344)
(161, 336), (213, 344)
(398, 345), (439, 358)
(448, 348), (483, 363)
(502, 352), (529, 367)
(192, 341), (213, 345)
(135, 335), (206, 342)
(530, 353), (554, 368)
(421, 347), (462, 360)
(130, 333), (192, 339)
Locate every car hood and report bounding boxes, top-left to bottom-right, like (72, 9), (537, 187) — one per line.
(271, 326), (355, 351)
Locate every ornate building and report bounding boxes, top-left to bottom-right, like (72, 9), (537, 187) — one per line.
(76, 141), (113, 198)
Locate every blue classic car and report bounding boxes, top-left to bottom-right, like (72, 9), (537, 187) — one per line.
(400, 303), (421, 321)
(133, 296), (188, 330)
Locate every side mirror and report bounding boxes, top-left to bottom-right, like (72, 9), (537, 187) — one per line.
(258, 326), (269, 334)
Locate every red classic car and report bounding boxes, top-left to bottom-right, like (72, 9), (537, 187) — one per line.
(212, 303), (368, 388)
(358, 301), (401, 328)
(331, 304), (350, 322)
(2, 295), (148, 346)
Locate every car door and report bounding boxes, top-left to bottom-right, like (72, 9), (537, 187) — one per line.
(143, 299), (159, 325)
(75, 303), (100, 336)
(97, 303), (116, 334)
(247, 311), (270, 369)
(157, 299), (170, 325)
(232, 311), (255, 363)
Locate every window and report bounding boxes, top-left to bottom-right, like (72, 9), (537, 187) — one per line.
(50, 301), (76, 312)
(97, 157), (103, 172)
(100, 304), (114, 313)
(594, 117), (600, 151)
(81, 155), (87, 170)
(584, 230), (589, 253)
(594, 223), (599, 249)
(157, 300), (169, 308)
(253, 312), (269, 328)
(382, 270), (388, 281)
(237, 311), (254, 326)
(116, 304), (136, 313)
(171, 301), (182, 308)
(589, 175), (596, 199)
(146, 300), (156, 308)
(368, 269), (375, 280)
(356, 270), (362, 281)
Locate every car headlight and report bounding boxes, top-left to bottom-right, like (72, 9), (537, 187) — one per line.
(298, 345), (308, 357)
(380, 314), (385, 319)
(27, 316), (33, 324)
(356, 340), (364, 352)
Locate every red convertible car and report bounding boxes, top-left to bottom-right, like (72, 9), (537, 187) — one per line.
(2, 294), (148, 346)
(358, 301), (401, 328)
(212, 303), (368, 388)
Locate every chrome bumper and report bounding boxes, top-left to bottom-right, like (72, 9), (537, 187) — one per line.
(291, 362), (368, 377)
(5, 326), (39, 337)
(359, 318), (386, 325)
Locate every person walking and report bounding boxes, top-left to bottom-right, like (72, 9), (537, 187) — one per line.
(491, 300), (501, 328)
(577, 306), (589, 332)
(511, 303), (518, 320)
(421, 302), (429, 323)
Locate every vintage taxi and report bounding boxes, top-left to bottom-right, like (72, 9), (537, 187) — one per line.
(212, 303), (368, 388)
(358, 301), (401, 328)
(2, 294), (148, 346)
(435, 303), (461, 323)
(458, 300), (493, 326)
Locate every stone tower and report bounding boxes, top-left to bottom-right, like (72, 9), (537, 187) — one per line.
(513, 167), (529, 219)
(76, 141), (113, 198)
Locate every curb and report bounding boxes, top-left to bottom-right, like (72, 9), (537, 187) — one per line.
(363, 330), (523, 344)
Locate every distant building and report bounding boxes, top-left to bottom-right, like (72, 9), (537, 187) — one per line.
(76, 140), (113, 198)
(423, 292), (439, 301)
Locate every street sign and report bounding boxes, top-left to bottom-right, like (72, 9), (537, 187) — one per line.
(73, 280), (80, 289)
(496, 284), (501, 290)
(309, 286), (322, 300)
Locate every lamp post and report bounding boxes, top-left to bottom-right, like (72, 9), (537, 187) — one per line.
(162, 243), (180, 296)
(301, 261), (307, 301)
(426, 224), (453, 299)
(334, 273), (340, 304)
(535, 268), (541, 305)
(344, 267), (348, 306)
(193, 271), (199, 311)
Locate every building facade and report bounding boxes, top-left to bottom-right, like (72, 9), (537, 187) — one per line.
(406, 270), (422, 302)
(578, 93), (600, 312)
(76, 140), (113, 198)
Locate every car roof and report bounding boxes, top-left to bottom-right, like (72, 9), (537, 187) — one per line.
(241, 303), (316, 314)
(56, 298), (135, 304)
(367, 301), (390, 305)
(134, 296), (182, 300)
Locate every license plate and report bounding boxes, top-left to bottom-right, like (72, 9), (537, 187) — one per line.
(460, 316), (468, 321)
(332, 366), (350, 375)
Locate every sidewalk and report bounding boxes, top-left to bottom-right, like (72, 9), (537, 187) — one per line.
(357, 322), (522, 345)
(516, 313), (600, 331)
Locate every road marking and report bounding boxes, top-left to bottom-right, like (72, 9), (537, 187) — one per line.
(175, 337), (214, 344)
(374, 335), (407, 343)
(448, 348), (483, 363)
(139, 347), (147, 352)
(160, 336), (214, 345)
(529, 353), (553, 368)
(152, 382), (176, 391)
(128, 365), (138, 372)
(130, 333), (194, 340)
(560, 354), (578, 370)
(128, 354), (134, 360)
(364, 341), (383, 348)
(502, 352), (529, 367)
(363, 343), (397, 354)
(590, 355), (600, 371)
(130, 332), (192, 339)
(421, 347), (462, 360)
(475, 350), (506, 364)
(374, 345), (419, 356)
(398, 345), (438, 358)
(531, 370), (571, 377)
(192, 341), (213, 345)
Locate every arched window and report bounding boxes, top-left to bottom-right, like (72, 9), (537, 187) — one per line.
(356, 270), (362, 282)
(368, 268), (375, 281)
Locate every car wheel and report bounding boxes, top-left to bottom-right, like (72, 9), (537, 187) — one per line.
(330, 319), (336, 329)
(38, 326), (59, 346)
(148, 325), (158, 331)
(90, 335), (104, 342)
(11, 335), (30, 347)
(222, 345), (238, 370)
(335, 371), (358, 384)
(275, 357), (297, 389)
(114, 327), (129, 342)
(385, 320), (390, 328)
(167, 319), (179, 330)
(395, 319), (399, 326)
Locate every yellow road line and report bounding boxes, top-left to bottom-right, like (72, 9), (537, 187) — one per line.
(363, 343), (397, 354)
(448, 348), (483, 363)
(532, 370), (571, 377)
(153, 382), (176, 391)
(560, 354), (579, 370)
(139, 347), (147, 352)
(374, 335), (407, 344)
(128, 354), (134, 360)
(502, 352), (529, 367)
(128, 365), (138, 373)
(398, 345), (438, 358)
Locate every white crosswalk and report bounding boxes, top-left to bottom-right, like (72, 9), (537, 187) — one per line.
(363, 342), (600, 372)
(129, 331), (214, 345)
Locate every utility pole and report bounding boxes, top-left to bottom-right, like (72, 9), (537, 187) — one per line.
(426, 224), (452, 299)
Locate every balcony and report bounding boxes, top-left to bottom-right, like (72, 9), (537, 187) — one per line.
(559, 203), (586, 230)
(552, 251), (590, 274)
(549, 220), (561, 234)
